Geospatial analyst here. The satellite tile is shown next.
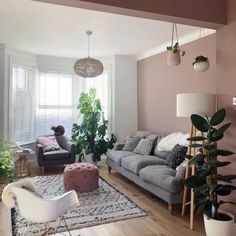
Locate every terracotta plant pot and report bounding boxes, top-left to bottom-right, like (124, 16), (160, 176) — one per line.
(204, 212), (235, 236)
(193, 61), (210, 72)
(167, 51), (181, 66)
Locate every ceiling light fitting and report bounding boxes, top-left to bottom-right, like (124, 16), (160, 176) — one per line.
(74, 30), (104, 78)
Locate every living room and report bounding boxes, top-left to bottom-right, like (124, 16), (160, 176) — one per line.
(0, 0), (236, 236)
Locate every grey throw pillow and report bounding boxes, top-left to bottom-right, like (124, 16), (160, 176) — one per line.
(133, 139), (153, 155)
(122, 137), (140, 151)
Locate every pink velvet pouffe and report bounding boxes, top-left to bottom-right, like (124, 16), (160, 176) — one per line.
(63, 163), (99, 193)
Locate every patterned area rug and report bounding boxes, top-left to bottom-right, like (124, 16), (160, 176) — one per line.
(11, 175), (147, 235)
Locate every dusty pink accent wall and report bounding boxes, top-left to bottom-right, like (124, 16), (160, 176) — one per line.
(214, 0), (236, 216)
(138, 34), (216, 135)
(138, 1), (236, 215)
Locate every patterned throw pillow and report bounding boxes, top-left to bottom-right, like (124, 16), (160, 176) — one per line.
(122, 137), (140, 151)
(36, 136), (61, 152)
(165, 144), (187, 169)
(133, 139), (153, 155)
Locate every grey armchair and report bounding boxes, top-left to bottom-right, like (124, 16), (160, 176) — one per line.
(36, 135), (76, 172)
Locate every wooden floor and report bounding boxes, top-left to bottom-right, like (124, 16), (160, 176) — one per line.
(0, 158), (206, 236)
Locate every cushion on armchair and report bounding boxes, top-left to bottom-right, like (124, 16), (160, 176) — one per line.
(36, 136), (61, 152)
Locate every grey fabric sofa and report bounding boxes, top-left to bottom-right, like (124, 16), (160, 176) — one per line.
(106, 142), (185, 214)
(36, 135), (76, 172)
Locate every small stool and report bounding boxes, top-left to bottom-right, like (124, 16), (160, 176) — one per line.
(63, 163), (99, 193)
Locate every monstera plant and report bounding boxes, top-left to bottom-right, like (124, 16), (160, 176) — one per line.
(72, 88), (116, 162)
(185, 108), (236, 236)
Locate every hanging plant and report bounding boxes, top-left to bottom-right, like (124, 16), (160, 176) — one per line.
(167, 23), (185, 67)
(193, 55), (210, 72)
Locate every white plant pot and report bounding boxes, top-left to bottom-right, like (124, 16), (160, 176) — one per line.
(167, 51), (181, 66)
(204, 212), (235, 236)
(193, 61), (210, 72)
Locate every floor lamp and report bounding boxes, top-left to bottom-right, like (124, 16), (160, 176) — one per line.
(176, 93), (216, 230)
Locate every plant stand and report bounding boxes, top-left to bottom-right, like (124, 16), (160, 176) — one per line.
(15, 150), (31, 178)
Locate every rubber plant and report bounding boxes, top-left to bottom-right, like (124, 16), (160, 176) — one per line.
(71, 88), (117, 162)
(185, 108), (236, 220)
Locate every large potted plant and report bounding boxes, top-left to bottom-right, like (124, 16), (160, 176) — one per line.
(72, 88), (116, 163)
(185, 108), (236, 236)
(0, 141), (15, 200)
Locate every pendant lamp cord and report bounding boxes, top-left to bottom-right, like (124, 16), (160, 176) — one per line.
(88, 33), (90, 58)
(171, 23), (179, 47)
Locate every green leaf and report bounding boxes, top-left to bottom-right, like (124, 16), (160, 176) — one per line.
(218, 123), (231, 133)
(213, 174), (236, 183)
(185, 176), (206, 188)
(189, 143), (203, 148)
(215, 185), (236, 196)
(207, 160), (231, 168)
(189, 154), (205, 165)
(215, 149), (234, 156)
(187, 136), (206, 142)
(191, 114), (209, 132)
(210, 108), (226, 126)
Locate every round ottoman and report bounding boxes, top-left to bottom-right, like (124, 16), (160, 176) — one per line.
(63, 163), (99, 193)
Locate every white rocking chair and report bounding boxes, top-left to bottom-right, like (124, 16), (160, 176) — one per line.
(2, 181), (79, 235)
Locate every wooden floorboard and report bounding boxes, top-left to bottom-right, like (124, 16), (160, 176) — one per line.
(0, 158), (205, 236)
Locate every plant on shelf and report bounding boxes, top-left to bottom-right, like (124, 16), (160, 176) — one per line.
(193, 55), (210, 72)
(71, 88), (117, 163)
(184, 108), (236, 236)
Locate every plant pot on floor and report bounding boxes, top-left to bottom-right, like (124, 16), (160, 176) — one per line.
(167, 51), (181, 66)
(204, 212), (235, 236)
(193, 61), (210, 72)
(84, 153), (97, 165)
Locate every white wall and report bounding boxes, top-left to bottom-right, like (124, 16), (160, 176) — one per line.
(0, 45), (5, 139)
(112, 55), (137, 142)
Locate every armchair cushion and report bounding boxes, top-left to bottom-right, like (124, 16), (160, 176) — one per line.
(44, 149), (70, 160)
(36, 136), (61, 152)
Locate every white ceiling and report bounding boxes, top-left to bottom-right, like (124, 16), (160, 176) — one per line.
(0, 0), (201, 58)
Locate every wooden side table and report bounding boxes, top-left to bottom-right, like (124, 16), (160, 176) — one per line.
(15, 150), (32, 178)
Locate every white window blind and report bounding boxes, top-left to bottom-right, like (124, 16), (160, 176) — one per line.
(9, 65), (36, 143)
(36, 72), (75, 137)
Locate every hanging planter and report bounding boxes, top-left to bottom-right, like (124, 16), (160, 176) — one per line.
(167, 23), (185, 67)
(193, 55), (210, 72)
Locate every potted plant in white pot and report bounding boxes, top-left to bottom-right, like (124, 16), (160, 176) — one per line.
(193, 55), (210, 72)
(167, 42), (185, 66)
(0, 141), (15, 200)
(71, 88), (117, 164)
(185, 108), (236, 236)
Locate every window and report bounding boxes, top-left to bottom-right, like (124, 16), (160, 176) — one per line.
(9, 65), (36, 143)
(36, 72), (76, 136)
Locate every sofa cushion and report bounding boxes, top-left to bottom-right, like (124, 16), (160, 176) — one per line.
(106, 150), (134, 166)
(133, 139), (153, 155)
(157, 132), (188, 152)
(121, 154), (165, 175)
(122, 137), (140, 151)
(36, 136), (61, 152)
(139, 165), (183, 193)
(44, 149), (69, 160)
(165, 144), (187, 169)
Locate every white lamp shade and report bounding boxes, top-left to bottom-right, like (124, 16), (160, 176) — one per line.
(176, 93), (216, 118)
